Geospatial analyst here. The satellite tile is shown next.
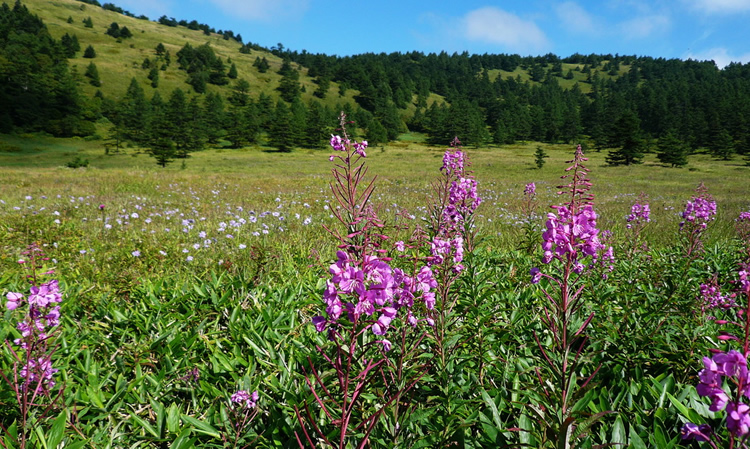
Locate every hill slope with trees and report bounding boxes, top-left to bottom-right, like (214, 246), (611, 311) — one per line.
(3, 0), (750, 165)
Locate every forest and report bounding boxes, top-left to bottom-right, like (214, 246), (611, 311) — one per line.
(1, 0), (750, 166)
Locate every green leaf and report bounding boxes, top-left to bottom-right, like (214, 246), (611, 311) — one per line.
(481, 388), (503, 431)
(130, 412), (159, 438)
(629, 426), (647, 449)
(46, 411), (67, 449)
(167, 403), (181, 434)
(611, 415), (626, 445)
(181, 414), (221, 438)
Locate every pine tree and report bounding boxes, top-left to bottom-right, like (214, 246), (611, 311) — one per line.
(228, 63), (238, 79)
(269, 100), (295, 151)
(83, 16), (93, 27)
(85, 62), (101, 87)
(202, 92), (225, 145)
(83, 45), (96, 58)
(534, 146), (548, 169)
(606, 110), (644, 165)
(148, 67), (159, 88)
(277, 63), (300, 103)
(712, 129), (735, 160)
(656, 130), (688, 167)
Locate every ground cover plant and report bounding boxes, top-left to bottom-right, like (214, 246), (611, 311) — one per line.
(1, 124), (750, 447)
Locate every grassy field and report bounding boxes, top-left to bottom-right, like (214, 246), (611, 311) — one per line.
(1, 134), (750, 447)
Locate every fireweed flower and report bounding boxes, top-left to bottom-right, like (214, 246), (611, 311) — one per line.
(230, 390), (259, 409)
(680, 195), (717, 230)
(626, 202), (650, 229)
(524, 182), (536, 196)
(681, 423), (713, 442)
(5, 279), (63, 390)
(700, 281), (735, 313)
(313, 251), (436, 350)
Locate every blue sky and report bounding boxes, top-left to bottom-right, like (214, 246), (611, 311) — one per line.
(114, 0), (750, 68)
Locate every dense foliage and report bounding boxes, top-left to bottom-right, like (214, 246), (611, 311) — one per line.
(0, 1), (91, 136)
(1, 135), (749, 447)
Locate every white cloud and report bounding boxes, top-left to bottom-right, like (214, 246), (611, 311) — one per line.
(556, 2), (598, 34)
(685, 0), (750, 14)
(685, 47), (750, 68)
(462, 7), (549, 53)
(206, 0), (309, 22)
(618, 14), (670, 39)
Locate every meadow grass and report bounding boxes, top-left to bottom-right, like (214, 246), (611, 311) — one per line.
(1, 134), (750, 447)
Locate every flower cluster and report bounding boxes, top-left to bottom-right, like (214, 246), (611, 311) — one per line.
(700, 281), (735, 313)
(680, 194), (717, 231)
(684, 350), (750, 439)
(539, 205), (604, 273)
(312, 251), (436, 351)
(626, 202), (650, 229)
(230, 390), (259, 409)
(430, 236), (464, 273)
(441, 143), (465, 177)
(443, 168), (481, 232)
(524, 182), (536, 197)
(737, 211), (750, 250)
(330, 135), (367, 157)
(5, 279), (63, 390)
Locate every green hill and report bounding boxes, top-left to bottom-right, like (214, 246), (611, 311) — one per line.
(22, 0), (356, 107)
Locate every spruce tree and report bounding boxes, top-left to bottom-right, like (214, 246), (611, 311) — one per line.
(269, 100), (295, 151)
(228, 63), (238, 79)
(656, 130), (688, 167)
(712, 129), (735, 160)
(85, 62), (101, 87)
(83, 45), (96, 58)
(606, 110), (644, 165)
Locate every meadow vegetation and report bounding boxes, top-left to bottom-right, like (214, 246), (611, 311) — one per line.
(1, 131), (750, 447)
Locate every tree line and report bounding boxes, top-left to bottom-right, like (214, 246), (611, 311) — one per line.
(3, 0), (750, 167)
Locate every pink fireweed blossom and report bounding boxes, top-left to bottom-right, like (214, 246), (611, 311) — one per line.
(524, 182), (536, 196)
(680, 195), (717, 231)
(313, 251), (436, 350)
(626, 202), (650, 229)
(231, 390), (259, 409)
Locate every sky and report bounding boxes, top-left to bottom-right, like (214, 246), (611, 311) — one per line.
(112, 0), (750, 68)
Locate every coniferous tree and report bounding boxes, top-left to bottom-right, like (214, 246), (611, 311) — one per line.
(202, 92), (225, 144)
(148, 67), (159, 88)
(83, 16), (93, 27)
(105, 22), (120, 38)
(277, 61), (301, 103)
(606, 110), (644, 165)
(228, 62), (238, 79)
(656, 130), (688, 167)
(118, 78), (149, 143)
(85, 62), (101, 87)
(155, 42), (165, 56)
(229, 79), (251, 107)
(60, 33), (80, 57)
(302, 100), (330, 148)
(83, 45), (96, 58)
(253, 56), (269, 73)
(269, 100), (295, 151)
(712, 128), (735, 160)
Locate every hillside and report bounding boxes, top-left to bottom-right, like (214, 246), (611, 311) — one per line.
(3, 0), (750, 164)
(21, 0), (356, 107)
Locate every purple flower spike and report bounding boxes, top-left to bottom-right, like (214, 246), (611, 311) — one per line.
(681, 423), (712, 442)
(727, 401), (750, 436)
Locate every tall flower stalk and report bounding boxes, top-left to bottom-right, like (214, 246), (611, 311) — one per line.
(682, 269), (750, 448)
(1, 244), (64, 449)
(680, 182), (717, 261)
(296, 114), (433, 448)
(528, 145), (610, 447)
